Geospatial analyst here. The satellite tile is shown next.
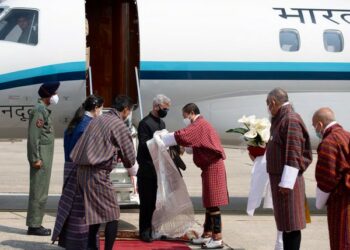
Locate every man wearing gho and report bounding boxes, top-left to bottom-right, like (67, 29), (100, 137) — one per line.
(266, 88), (312, 250)
(313, 107), (350, 250)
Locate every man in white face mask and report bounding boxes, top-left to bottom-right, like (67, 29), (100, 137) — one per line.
(26, 81), (60, 236)
(161, 103), (228, 249)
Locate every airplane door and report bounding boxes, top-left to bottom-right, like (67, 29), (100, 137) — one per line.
(86, 0), (139, 107)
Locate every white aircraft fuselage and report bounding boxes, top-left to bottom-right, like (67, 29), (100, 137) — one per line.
(0, 0), (349, 147)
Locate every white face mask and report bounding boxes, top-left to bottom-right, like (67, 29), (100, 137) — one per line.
(183, 118), (191, 127)
(50, 94), (59, 105)
(123, 111), (132, 123)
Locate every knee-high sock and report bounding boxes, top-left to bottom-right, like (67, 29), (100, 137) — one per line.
(283, 230), (301, 250)
(206, 207), (221, 236)
(204, 210), (212, 233)
(88, 224), (100, 249)
(104, 220), (118, 250)
(210, 211), (222, 234)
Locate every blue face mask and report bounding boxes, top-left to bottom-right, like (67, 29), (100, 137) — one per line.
(315, 124), (323, 139)
(315, 131), (322, 139)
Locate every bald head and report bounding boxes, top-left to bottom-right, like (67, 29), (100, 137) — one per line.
(313, 107), (336, 127)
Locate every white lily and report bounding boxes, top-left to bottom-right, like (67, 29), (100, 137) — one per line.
(250, 118), (269, 141)
(238, 115), (256, 127)
(257, 128), (270, 143)
(230, 115), (271, 146)
(244, 128), (257, 139)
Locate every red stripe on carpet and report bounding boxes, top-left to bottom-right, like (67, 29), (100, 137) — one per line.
(100, 240), (191, 250)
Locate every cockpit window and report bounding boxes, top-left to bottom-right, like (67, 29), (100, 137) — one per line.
(0, 9), (38, 45)
(0, 8), (4, 14)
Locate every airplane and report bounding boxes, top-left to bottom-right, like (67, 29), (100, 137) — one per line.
(0, 0), (350, 148)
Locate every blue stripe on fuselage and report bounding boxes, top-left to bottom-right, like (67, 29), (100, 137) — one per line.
(1, 61), (350, 89)
(140, 61), (350, 80)
(0, 62), (86, 90)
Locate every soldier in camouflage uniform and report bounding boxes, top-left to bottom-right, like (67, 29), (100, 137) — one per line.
(26, 82), (60, 236)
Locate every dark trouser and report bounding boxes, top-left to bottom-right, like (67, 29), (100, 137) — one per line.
(88, 220), (118, 250)
(283, 230), (301, 250)
(137, 177), (157, 234)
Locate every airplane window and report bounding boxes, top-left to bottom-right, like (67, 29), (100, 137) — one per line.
(279, 29), (300, 52)
(0, 9), (3, 14)
(0, 9), (38, 45)
(0, 20), (6, 31)
(324, 30), (343, 52)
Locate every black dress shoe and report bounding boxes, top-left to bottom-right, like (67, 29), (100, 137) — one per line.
(140, 230), (153, 243)
(27, 226), (51, 236)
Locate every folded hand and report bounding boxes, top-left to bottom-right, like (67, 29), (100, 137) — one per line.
(32, 160), (43, 169)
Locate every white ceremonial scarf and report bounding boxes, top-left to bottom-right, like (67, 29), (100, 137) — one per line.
(246, 154), (283, 249)
(147, 130), (195, 238)
(246, 154), (273, 216)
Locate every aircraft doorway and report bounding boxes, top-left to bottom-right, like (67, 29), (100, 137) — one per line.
(86, 0), (139, 107)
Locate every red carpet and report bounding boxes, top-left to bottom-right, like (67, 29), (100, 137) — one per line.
(100, 240), (191, 250)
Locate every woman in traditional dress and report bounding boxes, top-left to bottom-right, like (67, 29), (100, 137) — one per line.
(52, 95), (104, 250)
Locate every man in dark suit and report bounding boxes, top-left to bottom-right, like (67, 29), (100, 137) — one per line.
(137, 94), (171, 242)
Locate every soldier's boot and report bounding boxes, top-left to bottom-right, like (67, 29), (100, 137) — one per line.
(27, 226), (51, 236)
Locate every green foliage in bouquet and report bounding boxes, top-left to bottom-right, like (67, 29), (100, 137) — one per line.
(226, 115), (271, 147)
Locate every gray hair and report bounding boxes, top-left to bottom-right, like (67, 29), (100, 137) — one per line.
(268, 87), (289, 104)
(153, 94), (171, 106)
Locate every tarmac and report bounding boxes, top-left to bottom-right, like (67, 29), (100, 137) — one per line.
(0, 139), (330, 250)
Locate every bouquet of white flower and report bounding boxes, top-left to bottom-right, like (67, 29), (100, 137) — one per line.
(226, 115), (271, 149)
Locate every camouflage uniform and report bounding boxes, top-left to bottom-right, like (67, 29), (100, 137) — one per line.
(26, 99), (54, 227)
